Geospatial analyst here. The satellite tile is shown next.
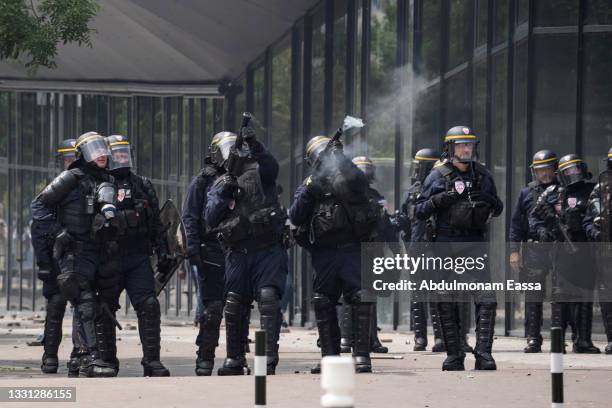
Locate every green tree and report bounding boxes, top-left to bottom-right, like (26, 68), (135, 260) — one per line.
(0, 0), (99, 72)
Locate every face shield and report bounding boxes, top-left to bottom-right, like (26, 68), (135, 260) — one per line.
(559, 164), (586, 187)
(108, 142), (133, 171)
(412, 159), (436, 183)
(210, 132), (237, 166)
(451, 140), (478, 163)
(78, 137), (110, 164)
(531, 165), (556, 185)
(57, 150), (77, 170)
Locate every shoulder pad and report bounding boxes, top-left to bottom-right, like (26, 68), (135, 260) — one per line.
(527, 180), (539, 189)
(39, 170), (80, 206)
(543, 185), (558, 196)
(202, 165), (219, 177)
(437, 163), (454, 177)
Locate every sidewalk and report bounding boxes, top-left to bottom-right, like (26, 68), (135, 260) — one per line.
(0, 314), (610, 407)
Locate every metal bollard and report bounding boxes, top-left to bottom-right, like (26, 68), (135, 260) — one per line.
(550, 327), (564, 408)
(321, 356), (355, 408)
(254, 330), (266, 408)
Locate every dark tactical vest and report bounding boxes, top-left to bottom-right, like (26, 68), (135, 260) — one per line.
(543, 182), (594, 242)
(215, 163), (286, 251)
(114, 173), (155, 255)
(437, 162), (493, 232)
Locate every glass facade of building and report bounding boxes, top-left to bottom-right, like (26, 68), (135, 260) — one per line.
(1, 0), (611, 335)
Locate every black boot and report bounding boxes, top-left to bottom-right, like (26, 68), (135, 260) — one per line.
(311, 293), (341, 374)
(601, 302), (612, 354)
(218, 292), (250, 376)
(457, 302), (473, 353)
(67, 348), (82, 378)
(258, 287), (282, 375)
(437, 302), (465, 371)
(370, 305), (388, 353)
(429, 302), (446, 352)
(474, 302), (497, 370)
(41, 294), (66, 374)
(195, 300), (223, 376)
(524, 302), (543, 353)
(94, 306), (119, 376)
(351, 291), (373, 373)
(572, 302), (601, 354)
(339, 303), (353, 353)
(411, 301), (428, 351)
(137, 297), (170, 376)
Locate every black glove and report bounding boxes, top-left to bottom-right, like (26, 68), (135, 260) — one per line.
(216, 174), (239, 199)
(241, 126), (257, 143)
(305, 175), (324, 199)
(538, 228), (553, 242)
(471, 191), (498, 206)
(156, 250), (176, 275)
(431, 191), (458, 209)
(37, 262), (54, 282)
(534, 203), (556, 221)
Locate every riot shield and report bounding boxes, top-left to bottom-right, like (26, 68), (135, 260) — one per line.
(154, 199), (187, 295)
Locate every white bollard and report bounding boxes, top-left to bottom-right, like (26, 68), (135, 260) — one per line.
(321, 356), (355, 408)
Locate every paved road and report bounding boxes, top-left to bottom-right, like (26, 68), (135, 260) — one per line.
(0, 313), (610, 407)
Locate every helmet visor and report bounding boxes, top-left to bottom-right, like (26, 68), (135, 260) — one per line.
(79, 138), (110, 163)
(108, 143), (133, 170)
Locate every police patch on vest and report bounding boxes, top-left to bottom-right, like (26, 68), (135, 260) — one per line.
(567, 197), (577, 208)
(454, 180), (465, 194)
(118, 189), (125, 202)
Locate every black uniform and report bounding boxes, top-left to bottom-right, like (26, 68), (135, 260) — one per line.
(416, 160), (503, 371)
(583, 169), (612, 354)
(530, 181), (600, 353)
(206, 134), (288, 376)
(31, 162), (119, 377)
(290, 143), (379, 374)
(182, 158), (226, 375)
(509, 180), (555, 352)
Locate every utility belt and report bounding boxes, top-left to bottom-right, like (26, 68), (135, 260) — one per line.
(53, 230), (99, 260)
(223, 231), (282, 254)
(436, 227), (484, 238)
(215, 205), (287, 248)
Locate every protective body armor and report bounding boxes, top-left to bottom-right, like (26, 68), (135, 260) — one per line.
(539, 182), (595, 242)
(215, 164), (286, 250)
(114, 172), (155, 255)
(436, 162), (493, 233)
(303, 175), (380, 248)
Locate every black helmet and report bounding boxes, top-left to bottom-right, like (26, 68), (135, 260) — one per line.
(413, 148), (440, 182)
(443, 126), (479, 163)
(557, 154), (591, 186)
(75, 132), (109, 165)
(607, 147), (612, 170)
(56, 138), (76, 170)
(209, 131), (237, 166)
(106, 135), (133, 175)
(352, 156), (375, 182)
(530, 149), (558, 183)
(305, 135), (331, 168)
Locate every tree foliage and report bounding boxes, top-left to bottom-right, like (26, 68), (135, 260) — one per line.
(0, 0), (99, 72)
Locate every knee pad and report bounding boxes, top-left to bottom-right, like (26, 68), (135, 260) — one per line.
(312, 293), (334, 312)
(258, 287), (280, 316)
(350, 289), (373, 306)
(225, 292), (247, 316)
(57, 272), (83, 303)
(136, 296), (160, 316)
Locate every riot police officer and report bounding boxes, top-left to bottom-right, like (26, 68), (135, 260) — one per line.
(509, 150), (558, 353)
(531, 154), (600, 353)
(289, 135), (379, 373)
(31, 139), (79, 374)
(337, 156), (393, 355)
(402, 149), (448, 352)
(182, 132), (230, 376)
(583, 147), (612, 354)
(105, 135), (171, 376)
(416, 126), (503, 371)
(31, 132), (120, 377)
(206, 125), (288, 376)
